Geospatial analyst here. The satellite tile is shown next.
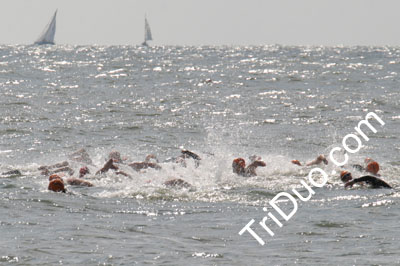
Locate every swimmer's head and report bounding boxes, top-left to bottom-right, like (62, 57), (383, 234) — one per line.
(366, 161), (379, 175)
(79, 166), (90, 177)
(232, 158), (246, 174)
(340, 171), (352, 182)
(49, 174), (62, 181)
(109, 151), (122, 163)
(291, 160), (302, 166)
(48, 179), (66, 193)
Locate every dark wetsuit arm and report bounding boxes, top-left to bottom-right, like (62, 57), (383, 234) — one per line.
(352, 176), (392, 188)
(181, 150), (201, 161)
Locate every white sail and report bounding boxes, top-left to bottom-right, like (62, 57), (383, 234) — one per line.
(142, 16), (153, 46)
(35, 10), (57, 45)
(144, 17), (153, 41)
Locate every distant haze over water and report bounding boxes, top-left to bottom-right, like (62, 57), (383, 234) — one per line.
(2, 0), (400, 45)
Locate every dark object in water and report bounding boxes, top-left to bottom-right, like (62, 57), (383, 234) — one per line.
(96, 159), (119, 174)
(181, 149), (201, 161)
(129, 162), (161, 171)
(164, 178), (191, 188)
(345, 175), (392, 189)
(2, 170), (22, 176)
(66, 178), (93, 187)
(178, 149), (201, 168)
(48, 179), (66, 193)
(38, 161), (74, 176)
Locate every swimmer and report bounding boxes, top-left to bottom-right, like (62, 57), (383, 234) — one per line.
(232, 157), (266, 177)
(351, 158), (380, 176)
(49, 174), (93, 188)
(176, 149), (201, 167)
(39, 161), (74, 176)
(366, 161), (380, 176)
(108, 151), (129, 164)
(129, 154), (161, 172)
(70, 150), (129, 177)
(66, 177), (93, 187)
(48, 178), (66, 193)
(96, 159), (130, 177)
(42, 149), (131, 179)
(340, 171), (391, 189)
(102, 151), (160, 172)
(181, 149), (201, 161)
(305, 155), (328, 166)
(164, 178), (191, 188)
(79, 166), (90, 178)
(291, 155), (328, 167)
(96, 159), (119, 174)
(291, 160), (302, 166)
(1, 169), (22, 176)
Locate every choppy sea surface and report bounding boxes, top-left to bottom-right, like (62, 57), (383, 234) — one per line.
(1, 45), (399, 265)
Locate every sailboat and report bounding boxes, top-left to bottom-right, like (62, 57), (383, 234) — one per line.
(34, 10), (57, 45)
(141, 15), (153, 46)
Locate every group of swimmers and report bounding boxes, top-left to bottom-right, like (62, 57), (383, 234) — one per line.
(231, 154), (392, 189)
(44, 148), (197, 193)
(2, 147), (391, 193)
(339, 158), (391, 188)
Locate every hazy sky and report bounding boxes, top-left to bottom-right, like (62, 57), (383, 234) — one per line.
(1, 0), (400, 46)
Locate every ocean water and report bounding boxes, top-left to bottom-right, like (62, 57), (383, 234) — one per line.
(0, 45), (399, 265)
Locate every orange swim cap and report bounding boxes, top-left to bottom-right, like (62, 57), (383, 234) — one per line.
(340, 171), (348, 178)
(48, 179), (66, 193)
(366, 161), (379, 175)
(291, 160), (302, 166)
(233, 158), (246, 168)
(49, 174), (63, 181)
(340, 171), (352, 182)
